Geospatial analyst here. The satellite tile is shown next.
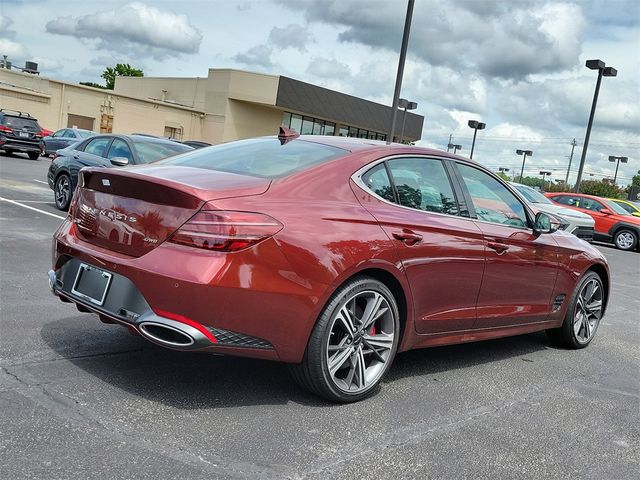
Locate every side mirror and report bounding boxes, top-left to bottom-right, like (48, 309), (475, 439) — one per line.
(599, 208), (612, 215)
(534, 212), (562, 234)
(110, 156), (129, 166)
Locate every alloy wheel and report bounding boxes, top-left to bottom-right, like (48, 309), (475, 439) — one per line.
(615, 231), (635, 250)
(55, 176), (70, 209)
(573, 278), (603, 344)
(326, 290), (395, 393)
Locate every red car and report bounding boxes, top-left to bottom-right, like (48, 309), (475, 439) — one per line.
(48, 132), (610, 402)
(545, 192), (640, 252)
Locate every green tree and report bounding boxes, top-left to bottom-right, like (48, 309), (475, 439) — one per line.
(631, 169), (640, 187)
(578, 180), (625, 198)
(517, 176), (545, 188)
(101, 63), (144, 90)
(495, 171), (510, 181)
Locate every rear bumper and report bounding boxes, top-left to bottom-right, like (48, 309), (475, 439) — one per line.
(0, 136), (40, 152)
(50, 219), (327, 362)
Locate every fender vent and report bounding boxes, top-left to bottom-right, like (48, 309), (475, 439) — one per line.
(209, 328), (273, 349)
(552, 294), (566, 312)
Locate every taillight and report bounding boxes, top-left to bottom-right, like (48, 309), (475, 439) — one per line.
(169, 210), (283, 252)
(0, 125), (11, 133)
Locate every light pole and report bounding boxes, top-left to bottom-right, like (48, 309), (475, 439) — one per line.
(448, 143), (462, 155)
(609, 155), (628, 184)
(386, 0), (415, 145)
(516, 149), (533, 183)
(564, 138), (577, 185)
(539, 170), (552, 191)
(467, 120), (486, 160)
(398, 98), (418, 143)
(575, 59), (617, 192)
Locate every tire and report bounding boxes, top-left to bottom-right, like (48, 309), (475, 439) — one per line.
(290, 276), (400, 403)
(4, 149), (14, 156)
(28, 151), (40, 160)
(54, 174), (72, 211)
(546, 271), (604, 349)
(613, 229), (638, 251)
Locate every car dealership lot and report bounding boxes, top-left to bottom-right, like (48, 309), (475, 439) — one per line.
(1, 152), (638, 479)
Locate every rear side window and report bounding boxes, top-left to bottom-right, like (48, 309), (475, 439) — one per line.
(159, 138), (347, 178)
(361, 163), (395, 202)
(84, 137), (111, 157)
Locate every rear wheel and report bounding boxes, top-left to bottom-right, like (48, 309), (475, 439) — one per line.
(54, 174), (72, 210)
(290, 276), (400, 403)
(613, 229), (637, 251)
(28, 151), (40, 160)
(546, 271), (604, 349)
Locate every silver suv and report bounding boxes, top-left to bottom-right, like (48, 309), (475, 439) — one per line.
(510, 182), (595, 242)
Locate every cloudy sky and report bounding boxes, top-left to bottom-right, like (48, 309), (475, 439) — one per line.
(1, 0), (638, 185)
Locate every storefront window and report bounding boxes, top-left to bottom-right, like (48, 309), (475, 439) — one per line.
(290, 114), (303, 133)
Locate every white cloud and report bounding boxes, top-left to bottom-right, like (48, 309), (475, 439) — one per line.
(269, 24), (314, 52)
(45, 2), (202, 59)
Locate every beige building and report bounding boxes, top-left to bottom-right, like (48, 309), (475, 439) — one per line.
(0, 67), (423, 144)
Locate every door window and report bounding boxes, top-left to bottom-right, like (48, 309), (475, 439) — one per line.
(106, 138), (133, 162)
(551, 195), (580, 207)
(580, 198), (605, 212)
(387, 158), (459, 215)
(83, 137), (111, 157)
(458, 163), (528, 228)
(52, 129), (66, 137)
(62, 130), (77, 138)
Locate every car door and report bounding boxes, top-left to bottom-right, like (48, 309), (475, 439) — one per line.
(454, 163), (559, 328)
(60, 129), (80, 148)
(68, 136), (113, 186)
(47, 129), (67, 152)
(578, 197), (619, 235)
(354, 156), (485, 334)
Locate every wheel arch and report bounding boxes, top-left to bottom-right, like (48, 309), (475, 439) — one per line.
(585, 263), (610, 316)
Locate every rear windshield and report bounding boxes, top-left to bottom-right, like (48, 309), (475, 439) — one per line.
(158, 137), (348, 178)
(1, 116), (40, 130)
(132, 139), (193, 164)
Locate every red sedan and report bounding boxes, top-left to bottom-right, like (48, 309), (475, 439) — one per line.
(545, 192), (640, 251)
(49, 132), (610, 402)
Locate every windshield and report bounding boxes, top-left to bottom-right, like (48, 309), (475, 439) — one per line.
(513, 184), (552, 204)
(159, 137), (347, 178)
(132, 140), (193, 164)
(78, 130), (95, 138)
(603, 199), (630, 215)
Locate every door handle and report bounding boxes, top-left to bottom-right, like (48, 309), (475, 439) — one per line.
(487, 241), (509, 254)
(392, 230), (423, 246)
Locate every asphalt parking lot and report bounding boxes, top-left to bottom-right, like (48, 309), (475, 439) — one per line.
(1, 151), (638, 479)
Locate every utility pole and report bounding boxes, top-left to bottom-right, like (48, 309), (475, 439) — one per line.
(564, 138), (577, 186)
(386, 0), (415, 145)
(446, 133), (452, 152)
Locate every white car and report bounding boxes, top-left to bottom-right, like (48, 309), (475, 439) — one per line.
(510, 182), (595, 242)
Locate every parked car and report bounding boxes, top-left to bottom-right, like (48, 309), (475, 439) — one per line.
(546, 192), (640, 251)
(47, 134), (193, 210)
(609, 198), (640, 217)
(48, 132), (610, 402)
(40, 128), (97, 156)
(510, 182), (595, 242)
(0, 109), (44, 160)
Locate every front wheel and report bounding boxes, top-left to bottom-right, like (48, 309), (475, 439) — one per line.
(546, 271), (604, 349)
(613, 229), (638, 251)
(54, 174), (72, 210)
(290, 277), (400, 403)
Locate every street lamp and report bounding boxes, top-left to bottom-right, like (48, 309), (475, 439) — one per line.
(575, 59), (617, 192)
(539, 170), (552, 191)
(516, 149), (533, 182)
(467, 120), (486, 160)
(398, 98), (418, 143)
(448, 143), (463, 154)
(608, 155), (628, 184)
(498, 167), (510, 180)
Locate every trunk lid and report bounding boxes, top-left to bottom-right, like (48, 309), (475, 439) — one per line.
(72, 165), (271, 257)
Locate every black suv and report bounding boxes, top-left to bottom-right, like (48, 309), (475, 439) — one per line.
(0, 109), (43, 160)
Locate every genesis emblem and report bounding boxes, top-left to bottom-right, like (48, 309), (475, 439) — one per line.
(102, 179), (111, 187)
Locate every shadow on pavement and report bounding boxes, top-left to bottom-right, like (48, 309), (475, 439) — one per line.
(40, 313), (552, 409)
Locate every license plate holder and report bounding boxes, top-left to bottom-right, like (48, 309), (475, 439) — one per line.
(71, 263), (112, 306)
(18, 131), (29, 138)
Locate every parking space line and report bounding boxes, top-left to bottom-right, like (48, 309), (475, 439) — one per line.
(33, 179), (48, 185)
(0, 196), (65, 220)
